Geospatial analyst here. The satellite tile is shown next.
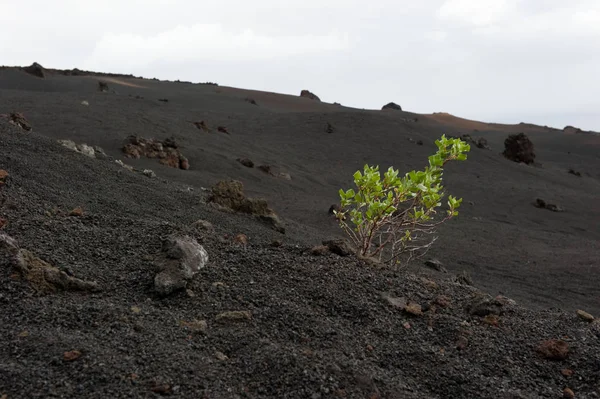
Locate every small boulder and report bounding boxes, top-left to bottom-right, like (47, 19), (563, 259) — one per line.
(237, 158), (254, 168)
(193, 121), (210, 132)
(503, 133), (535, 164)
(98, 81), (109, 92)
(22, 62), (46, 78)
(382, 102), (402, 111)
(534, 198), (564, 212)
(245, 97), (258, 105)
(300, 90), (320, 101)
(322, 239), (353, 257)
(154, 236), (209, 296)
(325, 122), (335, 134)
(424, 258), (447, 273)
(143, 169), (156, 178)
(215, 310), (252, 323)
(576, 309), (594, 322)
(75, 144), (95, 158)
(537, 339), (569, 361)
(0, 170), (8, 187)
(8, 112), (32, 131)
(217, 126), (229, 134)
(311, 245), (329, 256)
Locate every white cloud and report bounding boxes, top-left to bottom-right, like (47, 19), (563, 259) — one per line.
(83, 24), (350, 71)
(437, 0), (515, 26)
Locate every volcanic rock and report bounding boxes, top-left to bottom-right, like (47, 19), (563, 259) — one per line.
(300, 90), (320, 101)
(154, 235), (209, 296)
(503, 133), (535, 164)
(382, 102), (402, 111)
(22, 62), (45, 78)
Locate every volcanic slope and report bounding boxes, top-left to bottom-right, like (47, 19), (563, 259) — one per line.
(0, 66), (599, 398)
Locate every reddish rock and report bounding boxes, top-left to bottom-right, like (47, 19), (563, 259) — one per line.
(0, 169), (8, 186)
(237, 158), (254, 168)
(179, 156), (190, 170)
(435, 295), (451, 308)
(8, 112), (32, 131)
(563, 387), (575, 398)
(0, 218), (6, 229)
(63, 350), (82, 362)
(561, 369), (574, 377)
(217, 126), (229, 134)
(310, 245), (329, 256)
(404, 302), (423, 316)
(69, 207), (84, 217)
(537, 339), (569, 360)
(193, 121), (210, 132)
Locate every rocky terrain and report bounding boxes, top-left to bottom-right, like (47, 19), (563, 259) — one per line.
(0, 63), (599, 398)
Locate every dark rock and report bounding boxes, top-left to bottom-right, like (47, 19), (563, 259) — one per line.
(158, 98), (169, 102)
(310, 245), (329, 256)
(325, 122), (335, 134)
(382, 102), (402, 111)
(22, 62), (45, 78)
(328, 204), (341, 216)
(300, 90), (320, 101)
(193, 121), (210, 132)
(154, 235), (209, 296)
(215, 310), (252, 323)
(98, 81), (109, 92)
(534, 198), (564, 212)
(568, 169), (581, 177)
(455, 270), (473, 285)
(217, 126), (229, 134)
(563, 126), (583, 134)
(416, 140), (424, 146)
(322, 239), (354, 257)
(469, 296), (504, 317)
(8, 112), (32, 131)
(163, 136), (178, 149)
(258, 164), (273, 175)
(245, 97), (258, 105)
(424, 259), (448, 273)
(237, 158), (254, 168)
(476, 137), (490, 149)
(258, 214), (285, 234)
(503, 133), (535, 164)
(122, 136), (187, 170)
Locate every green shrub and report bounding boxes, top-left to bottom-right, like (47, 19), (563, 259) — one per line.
(335, 135), (470, 265)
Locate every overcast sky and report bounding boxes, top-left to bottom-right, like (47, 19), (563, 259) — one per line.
(2, 0), (599, 130)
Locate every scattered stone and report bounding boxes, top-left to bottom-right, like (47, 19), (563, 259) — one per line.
(469, 296), (505, 317)
(561, 369), (574, 377)
(0, 218), (6, 229)
(122, 135), (189, 170)
(416, 140), (424, 146)
(277, 172), (292, 180)
(449, 134), (490, 150)
(143, 169), (156, 178)
(154, 235), (209, 296)
(98, 81), (109, 92)
(81, 100), (89, 106)
(310, 245), (329, 256)
(158, 98), (169, 102)
(382, 293), (407, 309)
(568, 169), (581, 177)
(322, 239), (353, 257)
(270, 239), (283, 248)
(404, 302), (423, 316)
(403, 322), (411, 329)
(237, 158), (254, 168)
(0, 170), (8, 186)
(456, 336), (469, 350)
(217, 126), (229, 134)
(233, 233), (248, 248)
(131, 306), (141, 314)
(420, 277), (439, 291)
(193, 220), (214, 231)
(257, 164), (273, 175)
(93, 146), (108, 159)
(22, 62), (45, 78)
(537, 339), (569, 361)
(115, 159), (134, 172)
(75, 143), (95, 158)
(435, 295), (451, 308)
(215, 351), (229, 361)
(563, 388), (575, 399)
(424, 259), (448, 273)
(382, 102), (402, 111)
(245, 97), (258, 105)
(325, 122), (335, 134)
(180, 319), (208, 333)
(215, 310), (252, 323)
(483, 314), (500, 327)
(69, 207), (84, 217)
(300, 90), (320, 101)
(576, 309), (594, 322)
(503, 133), (535, 164)
(63, 350), (82, 362)
(151, 384), (172, 395)
(13, 247), (100, 294)
(8, 112), (32, 131)
(193, 121), (210, 132)
(208, 180), (285, 233)
(534, 198), (564, 212)
(455, 270), (473, 285)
